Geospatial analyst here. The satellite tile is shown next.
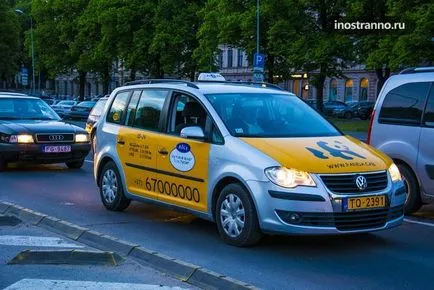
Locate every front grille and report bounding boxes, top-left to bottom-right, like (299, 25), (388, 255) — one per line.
(276, 206), (403, 231)
(320, 171), (388, 194)
(36, 133), (74, 143)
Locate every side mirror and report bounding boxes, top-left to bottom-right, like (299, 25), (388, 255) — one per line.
(180, 126), (205, 140)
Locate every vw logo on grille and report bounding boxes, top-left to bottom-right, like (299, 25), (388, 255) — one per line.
(49, 135), (64, 141)
(355, 175), (368, 191)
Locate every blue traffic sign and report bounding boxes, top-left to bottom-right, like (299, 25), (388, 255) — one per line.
(253, 53), (265, 68)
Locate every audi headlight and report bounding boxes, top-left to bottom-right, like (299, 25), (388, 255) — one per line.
(265, 167), (316, 188)
(75, 133), (89, 143)
(388, 163), (402, 182)
(9, 134), (34, 144)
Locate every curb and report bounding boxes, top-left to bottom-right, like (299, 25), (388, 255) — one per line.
(1, 201), (258, 290)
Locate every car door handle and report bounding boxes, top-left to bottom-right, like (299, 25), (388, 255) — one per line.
(117, 140), (125, 145)
(158, 148), (168, 155)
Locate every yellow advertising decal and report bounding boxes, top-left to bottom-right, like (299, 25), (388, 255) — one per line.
(241, 135), (392, 174)
(116, 127), (210, 213)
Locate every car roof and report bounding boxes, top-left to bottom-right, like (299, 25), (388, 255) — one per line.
(116, 81), (292, 97)
(0, 93), (38, 99)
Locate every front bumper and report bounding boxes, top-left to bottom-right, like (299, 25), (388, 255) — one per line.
(0, 142), (91, 164)
(247, 174), (406, 235)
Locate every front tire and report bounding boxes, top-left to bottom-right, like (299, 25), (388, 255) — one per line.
(398, 163), (422, 214)
(66, 159), (84, 169)
(99, 161), (130, 211)
(216, 183), (262, 247)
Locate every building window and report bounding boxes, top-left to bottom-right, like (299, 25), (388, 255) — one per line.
(329, 79), (337, 101)
(218, 50), (223, 69)
(344, 79), (353, 102)
(64, 80), (68, 95)
(359, 78), (369, 101)
(227, 49), (233, 68)
(237, 49), (243, 67)
(292, 80), (300, 97)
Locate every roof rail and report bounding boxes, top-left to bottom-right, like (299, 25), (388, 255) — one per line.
(196, 80), (285, 91)
(399, 67), (434, 74)
(124, 79), (199, 89)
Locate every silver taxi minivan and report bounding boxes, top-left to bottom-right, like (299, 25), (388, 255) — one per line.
(369, 67), (434, 214)
(94, 78), (405, 246)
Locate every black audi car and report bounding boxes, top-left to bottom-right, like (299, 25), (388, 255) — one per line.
(0, 94), (91, 171)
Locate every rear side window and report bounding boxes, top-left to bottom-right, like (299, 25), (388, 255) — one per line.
(131, 89), (168, 132)
(379, 82), (431, 126)
(424, 85), (434, 127)
(107, 91), (131, 124)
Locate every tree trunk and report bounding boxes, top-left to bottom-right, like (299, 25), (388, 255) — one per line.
(102, 66), (110, 95)
(130, 68), (136, 81)
(315, 63), (327, 113)
(375, 67), (391, 97)
(266, 55), (274, 83)
(78, 71), (87, 101)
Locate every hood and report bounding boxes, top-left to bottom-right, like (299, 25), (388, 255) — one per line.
(240, 135), (392, 174)
(0, 119), (85, 135)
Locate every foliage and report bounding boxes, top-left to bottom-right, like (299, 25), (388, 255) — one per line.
(0, 0), (20, 85)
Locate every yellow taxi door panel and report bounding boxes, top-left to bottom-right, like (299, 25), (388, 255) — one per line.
(155, 134), (210, 212)
(117, 127), (160, 200)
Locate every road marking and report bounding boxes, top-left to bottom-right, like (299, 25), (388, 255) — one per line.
(4, 279), (189, 290)
(0, 235), (83, 248)
(404, 218), (434, 228)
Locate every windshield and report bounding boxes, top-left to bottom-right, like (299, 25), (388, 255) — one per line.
(205, 93), (341, 138)
(90, 99), (107, 116)
(78, 101), (96, 108)
(0, 98), (60, 120)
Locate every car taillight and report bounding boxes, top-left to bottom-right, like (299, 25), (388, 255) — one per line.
(366, 109), (375, 144)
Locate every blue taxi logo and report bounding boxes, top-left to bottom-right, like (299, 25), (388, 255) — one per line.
(176, 143), (190, 153)
(306, 140), (366, 160)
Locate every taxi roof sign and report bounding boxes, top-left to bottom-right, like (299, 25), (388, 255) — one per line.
(197, 73), (226, 82)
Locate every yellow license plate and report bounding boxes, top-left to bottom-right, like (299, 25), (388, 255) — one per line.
(346, 195), (386, 210)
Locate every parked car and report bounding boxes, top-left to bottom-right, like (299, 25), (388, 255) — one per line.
(369, 67), (434, 214)
(323, 101), (347, 116)
(0, 94), (91, 171)
(85, 97), (108, 147)
(64, 101), (96, 120)
(333, 101), (375, 119)
(51, 100), (78, 117)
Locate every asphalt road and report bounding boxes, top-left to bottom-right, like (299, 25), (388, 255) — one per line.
(1, 160), (434, 289)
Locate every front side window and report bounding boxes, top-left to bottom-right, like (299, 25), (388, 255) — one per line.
(424, 85), (434, 127)
(0, 98), (59, 120)
(379, 82), (431, 126)
(107, 91), (130, 124)
(131, 89), (168, 131)
(168, 93), (207, 134)
(205, 93), (341, 138)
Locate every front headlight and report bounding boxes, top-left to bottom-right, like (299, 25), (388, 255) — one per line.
(9, 134), (34, 144)
(388, 163), (402, 182)
(265, 167), (316, 188)
(75, 133), (89, 143)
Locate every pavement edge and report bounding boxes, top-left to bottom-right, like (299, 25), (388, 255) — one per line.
(0, 201), (259, 290)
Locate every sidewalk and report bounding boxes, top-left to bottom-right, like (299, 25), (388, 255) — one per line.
(0, 214), (193, 290)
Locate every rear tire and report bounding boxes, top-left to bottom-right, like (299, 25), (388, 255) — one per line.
(66, 159), (84, 169)
(99, 161), (130, 211)
(398, 163), (422, 214)
(216, 183), (263, 247)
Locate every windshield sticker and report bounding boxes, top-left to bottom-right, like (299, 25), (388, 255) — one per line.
(306, 141), (366, 160)
(235, 128), (244, 134)
(170, 143), (195, 172)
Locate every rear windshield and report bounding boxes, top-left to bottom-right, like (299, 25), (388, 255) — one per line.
(205, 93), (341, 138)
(90, 99), (107, 116)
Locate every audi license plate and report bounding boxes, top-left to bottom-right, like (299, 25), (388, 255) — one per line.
(344, 195), (386, 211)
(42, 145), (71, 153)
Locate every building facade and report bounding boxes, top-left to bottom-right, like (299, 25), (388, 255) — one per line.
(218, 45), (379, 102)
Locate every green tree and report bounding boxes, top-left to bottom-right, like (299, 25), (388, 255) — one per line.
(0, 0), (20, 88)
(32, 0), (89, 99)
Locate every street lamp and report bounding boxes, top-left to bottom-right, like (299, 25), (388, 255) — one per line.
(15, 9), (35, 95)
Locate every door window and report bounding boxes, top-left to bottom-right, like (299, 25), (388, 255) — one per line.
(107, 91), (131, 124)
(423, 85), (434, 127)
(125, 91), (142, 126)
(379, 82), (431, 126)
(131, 89), (168, 131)
(168, 93), (207, 135)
